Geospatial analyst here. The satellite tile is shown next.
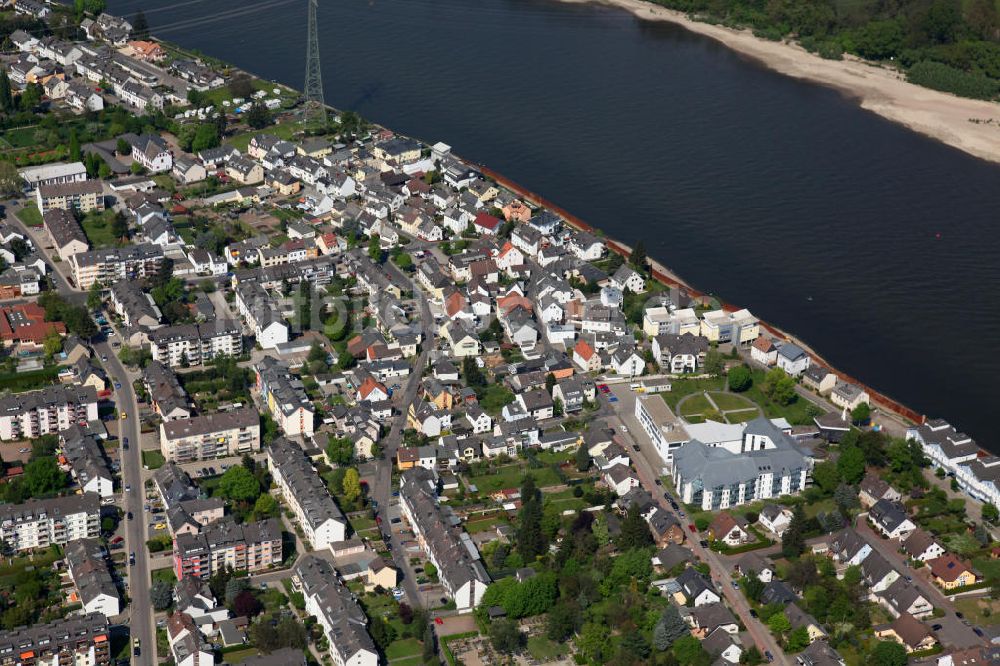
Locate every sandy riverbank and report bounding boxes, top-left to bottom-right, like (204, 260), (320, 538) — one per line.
(560, 0), (1000, 165)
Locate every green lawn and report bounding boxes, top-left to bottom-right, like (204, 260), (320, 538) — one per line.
(386, 638), (423, 662)
(16, 202), (42, 227)
(726, 408), (761, 423)
(464, 515), (509, 534)
(527, 635), (566, 660)
(467, 464), (562, 494)
(711, 392), (756, 411)
(742, 369), (824, 425)
(953, 596), (999, 625)
(80, 210), (122, 248)
(660, 377), (725, 411)
(223, 648), (261, 664)
(226, 121), (302, 151)
(151, 567), (176, 585)
(0, 366), (61, 393)
(141, 450), (165, 470)
(679, 394), (712, 417)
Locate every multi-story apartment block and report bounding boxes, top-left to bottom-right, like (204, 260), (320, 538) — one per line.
(0, 493), (101, 551)
(255, 357), (315, 437)
(234, 282), (289, 350)
(699, 308), (760, 345)
(0, 384), (99, 440)
(159, 407), (260, 462)
(267, 438), (346, 549)
(70, 243), (164, 290)
(36, 179), (104, 214)
(906, 419), (980, 474)
(0, 613), (111, 666)
(292, 556), (378, 666)
(173, 519), (281, 580)
(149, 321), (242, 367)
(670, 418), (811, 511)
(399, 468), (490, 611)
(65, 538), (121, 617)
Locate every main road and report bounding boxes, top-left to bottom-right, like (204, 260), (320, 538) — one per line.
(7, 211), (157, 663)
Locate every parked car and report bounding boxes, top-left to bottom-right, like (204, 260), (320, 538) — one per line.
(764, 651), (773, 663)
(127, 512), (133, 520)
(129, 552), (135, 566)
(688, 524), (696, 532)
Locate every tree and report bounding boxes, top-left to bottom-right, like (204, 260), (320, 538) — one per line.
(150, 580), (173, 611)
(741, 646), (763, 665)
(618, 509), (654, 550)
(767, 611), (791, 635)
(191, 123), (220, 152)
(422, 624), (436, 662)
(252, 494), (279, 520)
(233, 590), (263, 617)
(111, 211), (129, 240)
(575, 445), (591, 472)
(516, 485), (546, 561)
(68, 130), (81, 162)
(326, 435), (354, 466)
(728, 365), (752, 392)
(229, 74), (255, 99)
(837, 446), (867, 485)
(394, 253), (413, 270)
(489, 618), (523, 654)
(370, 615), (396, 650)
(132, 11), (150, 39)
(673, 634), (710, 666)
(742, 573), (765, 602)
(0, 71), (12, 112)
(462, 356), (487, 387)
(87, 281), (104, 311)
(342, 468), (362, 502)
(116, 138), (131, 156)
(868, 640), (907, 666)
(628, 241), (647, 269)
(983, 503), (999, 524)
(834, 483), (860, 512)
(19, 82), (41, 111)
(248, 616), (307, 653)
(852, 402), (871, 424)
(654, 605), (689, 650)
(42, 331), (63, 358)
(812, 461), (839, 493)
(367, 234), (382, 263)
(218, 465), (261, 503)
(546, 602), (579, 641)
(762, 367), (797, 405)
(245, 101), (271, 129)
(22, 457), (66, 497)
(782, 505), (807, 559)
(704, 350), (725, 375)
(225, 577), (250, 605)
(0, 161), (21, 197)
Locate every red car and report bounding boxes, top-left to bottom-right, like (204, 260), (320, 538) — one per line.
(688, 524), (697, 533)
(434, 617), (444, 625)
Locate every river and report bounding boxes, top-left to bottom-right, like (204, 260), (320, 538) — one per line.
(110, 0), (1000, 452)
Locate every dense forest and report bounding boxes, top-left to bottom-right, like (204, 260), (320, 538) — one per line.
(650, 0), (1000, 99)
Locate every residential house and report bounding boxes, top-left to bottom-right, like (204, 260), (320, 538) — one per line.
(927, 554), (979, 590)
(758, 504), (794, 537)
(859, 474), (902, 509)
(707, 512), (752, 547)
(868, 499), (917, 540)
(675, 567), (721, 607)
(874, 613), (937, 653)
(776, 343), (810, 376)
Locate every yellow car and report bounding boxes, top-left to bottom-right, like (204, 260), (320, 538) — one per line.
(120, 412), (127, 420)
(154, 523), (166, 530)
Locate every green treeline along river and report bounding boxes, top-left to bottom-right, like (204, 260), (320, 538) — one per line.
(110, 0), (1000, 453)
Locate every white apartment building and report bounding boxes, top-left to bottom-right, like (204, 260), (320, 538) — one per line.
(267, 438), (346, 549)
(0, 385), (99, 440)
(71, 243), (164, 290)
(159, 407), (261, 463)
(0, 493), (101, 551)
(400, 468), (490, 611)
(149, 321), (242, 367)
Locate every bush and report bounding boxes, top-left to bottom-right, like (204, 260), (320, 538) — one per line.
(728, 366), (752, 392)
(695, 516), (711, 531)
(907, 61), (999, 100)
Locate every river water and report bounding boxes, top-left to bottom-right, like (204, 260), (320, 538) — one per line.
(110, 0), (1000, 451)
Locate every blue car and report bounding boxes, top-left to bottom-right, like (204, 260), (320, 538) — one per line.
(114, 382), (122, 389)
(608, 396), (618, 403)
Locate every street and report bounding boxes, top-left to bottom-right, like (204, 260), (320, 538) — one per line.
(369, 257), (433, 607)
(7, 208), (158, 663)
(602, 383), (789, 664)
